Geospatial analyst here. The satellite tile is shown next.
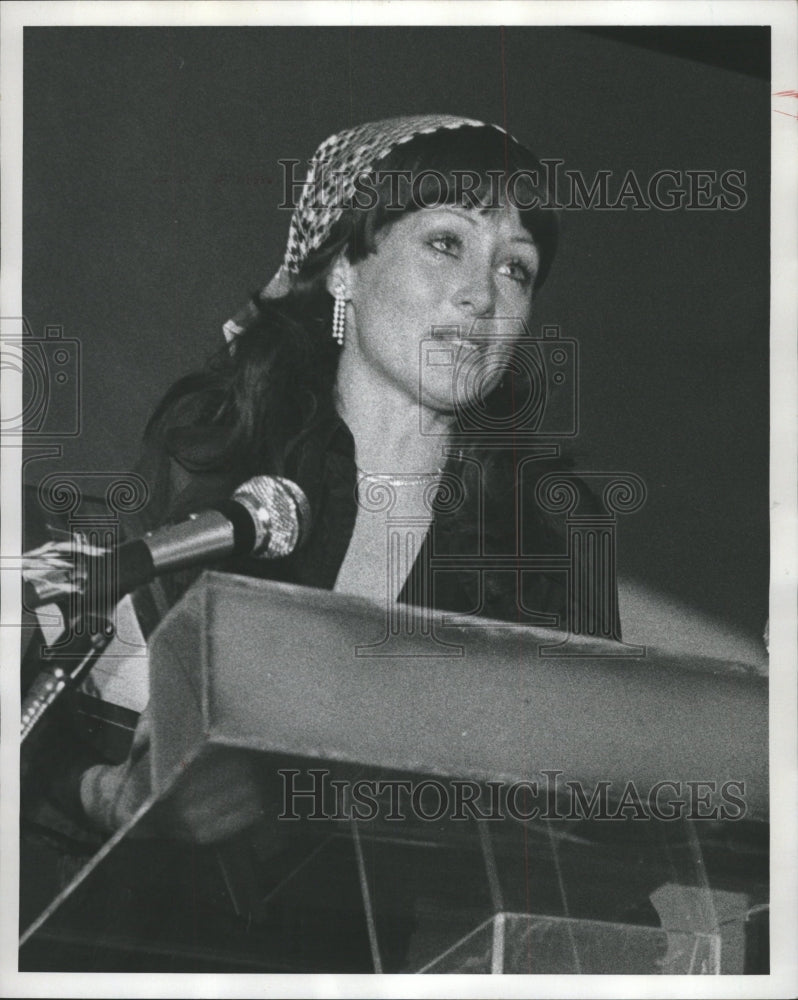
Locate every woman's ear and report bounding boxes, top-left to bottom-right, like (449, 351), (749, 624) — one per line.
(325, 255), (354, 299)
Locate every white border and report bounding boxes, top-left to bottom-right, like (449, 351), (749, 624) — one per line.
(2, 2), (796, 998)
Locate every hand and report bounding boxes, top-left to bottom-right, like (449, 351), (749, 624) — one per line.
(80, 705), (267, 845)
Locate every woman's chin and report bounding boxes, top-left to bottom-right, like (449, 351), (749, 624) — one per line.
(418, 367), (498, 413)
(418, 393), (459, 421)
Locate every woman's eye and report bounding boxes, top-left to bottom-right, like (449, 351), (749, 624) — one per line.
(428, 234), (461, 255)
(498, 260), (534, 285)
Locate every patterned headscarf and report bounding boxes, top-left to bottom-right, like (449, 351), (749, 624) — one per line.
(223, 114), (508, 342)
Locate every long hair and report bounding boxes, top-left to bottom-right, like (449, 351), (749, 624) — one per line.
(146, 125), (560, 485)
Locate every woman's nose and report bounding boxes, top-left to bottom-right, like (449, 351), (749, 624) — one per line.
(454, 266), (496, 318)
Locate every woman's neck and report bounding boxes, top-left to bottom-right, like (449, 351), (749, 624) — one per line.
(335, 357), (454, 477)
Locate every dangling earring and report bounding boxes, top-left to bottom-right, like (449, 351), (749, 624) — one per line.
(332, 286), (346, 346)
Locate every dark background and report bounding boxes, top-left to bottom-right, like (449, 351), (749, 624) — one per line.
(22, 26), (770, 639)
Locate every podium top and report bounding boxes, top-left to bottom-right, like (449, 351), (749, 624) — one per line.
(147, 572), (767, 819)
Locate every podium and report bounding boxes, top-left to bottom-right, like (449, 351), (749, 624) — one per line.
(20, 572), (768, 973)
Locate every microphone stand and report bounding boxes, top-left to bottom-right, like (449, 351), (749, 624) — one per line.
(21, 541), (138, 745)
(21, 609), (116, 742)
(21, 526), (201, 747)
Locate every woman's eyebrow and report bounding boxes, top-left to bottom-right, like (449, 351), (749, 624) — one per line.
(433, 207), (539, 251)
(436, 206), (479, 224)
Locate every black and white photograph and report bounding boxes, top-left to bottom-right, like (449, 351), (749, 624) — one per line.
(1, 2), (796, 996)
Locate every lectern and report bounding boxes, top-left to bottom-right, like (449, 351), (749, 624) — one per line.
(20, 572), (768, 973)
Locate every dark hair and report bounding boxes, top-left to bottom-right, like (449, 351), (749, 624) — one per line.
(146, 124), (560, 480)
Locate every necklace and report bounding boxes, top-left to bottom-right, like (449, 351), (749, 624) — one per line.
(355, 467), (444, 488)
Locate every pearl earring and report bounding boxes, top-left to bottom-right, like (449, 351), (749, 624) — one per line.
(332, 286), (346, 346)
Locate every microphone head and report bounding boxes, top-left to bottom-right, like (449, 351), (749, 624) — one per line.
(232, 475), (311, 558)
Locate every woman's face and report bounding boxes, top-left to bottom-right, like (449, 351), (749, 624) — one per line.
(338, 204), (540, 414)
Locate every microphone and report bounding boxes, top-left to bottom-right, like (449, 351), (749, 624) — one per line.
(21, 476), (311, 739)
(111, 474), (311, 598)
(23, 474), (311, 607)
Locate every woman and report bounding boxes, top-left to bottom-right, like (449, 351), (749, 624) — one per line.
(75, 115), (576, 843)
